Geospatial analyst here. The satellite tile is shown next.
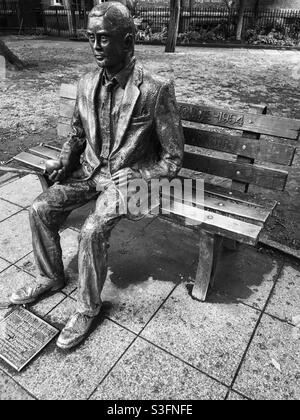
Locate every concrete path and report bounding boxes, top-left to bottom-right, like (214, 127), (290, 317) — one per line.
(0, 175), (299, 400)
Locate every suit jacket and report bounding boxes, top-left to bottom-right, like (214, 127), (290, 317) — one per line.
(68, 61), (184, 181)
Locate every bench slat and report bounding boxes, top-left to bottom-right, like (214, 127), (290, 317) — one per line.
(60, 84), (77, 100)
(163, 189), (272, 226)
(184, 152), (288, 191)
(203, 183), (277, 212)
(13, 152), (47, 172)
(184, 126), (296, 166)
(179, 103), (300, 140)
(161, 201), (262, 246)
(57, 120), (71, 137)
(29, 146), (61, 160)
(60, 98), (76, 119)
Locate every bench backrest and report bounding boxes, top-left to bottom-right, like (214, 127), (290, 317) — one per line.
(58, 84), (300, 193)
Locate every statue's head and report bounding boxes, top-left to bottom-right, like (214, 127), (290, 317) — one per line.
(87, 2), (135, 72)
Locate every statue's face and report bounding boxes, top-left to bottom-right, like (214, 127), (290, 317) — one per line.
(87, 16), (127, 71)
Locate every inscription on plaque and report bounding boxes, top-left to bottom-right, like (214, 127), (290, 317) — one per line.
(0, 307), (59, 372)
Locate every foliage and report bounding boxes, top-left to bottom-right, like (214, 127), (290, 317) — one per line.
(246, 20), (300, 47)
(76, 29), (88, 40)
(178, 27), (227, 44)
(135, 17), (300, 47)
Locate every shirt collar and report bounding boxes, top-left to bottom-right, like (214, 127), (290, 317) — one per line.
(102, 56), (136, 90)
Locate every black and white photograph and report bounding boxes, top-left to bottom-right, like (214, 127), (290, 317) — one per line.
(0, 0), (299, 403)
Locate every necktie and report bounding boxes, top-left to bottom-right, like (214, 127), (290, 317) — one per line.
(100, 80), (116, 159)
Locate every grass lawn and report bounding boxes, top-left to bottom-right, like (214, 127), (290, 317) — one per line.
(0, 36), (299, 250)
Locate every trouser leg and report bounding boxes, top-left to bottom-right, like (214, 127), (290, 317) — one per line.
(30, 180), (99, 285)
(77, 184), (123, 316)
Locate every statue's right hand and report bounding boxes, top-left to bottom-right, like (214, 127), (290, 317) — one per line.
(46, 141), (81, 183)
(48, 167), (67, 183)
(45, 159), (66, 183)
(45, 159), (62, 174)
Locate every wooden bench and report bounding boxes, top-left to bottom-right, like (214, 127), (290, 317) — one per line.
(11, 83), (300, 302)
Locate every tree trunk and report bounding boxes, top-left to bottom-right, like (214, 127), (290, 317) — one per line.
(0, 39), (24, 70)
(165, 0), (181, 53)
(236, 0), (247, 41)
(63, 0), (77, 37)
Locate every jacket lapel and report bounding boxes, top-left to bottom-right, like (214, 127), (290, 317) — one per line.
(87, 68), (103, 153)
(111, 64), (143, 156)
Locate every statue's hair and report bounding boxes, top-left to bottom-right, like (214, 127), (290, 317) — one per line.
(88, 2), (135, 37)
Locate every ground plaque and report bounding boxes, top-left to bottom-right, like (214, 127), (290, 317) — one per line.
(0, 306), (59, 372)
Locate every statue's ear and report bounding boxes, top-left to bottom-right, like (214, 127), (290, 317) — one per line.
(124, 33), (134, 51)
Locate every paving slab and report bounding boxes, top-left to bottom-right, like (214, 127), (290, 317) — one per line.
(0, 370), (34, 400)
(29, 292), (67, 319)
(0, 199), (22, 222)
(0, 175), (42, 208)
(17, 229), (80, 295)
(1, 297), (135, 400)
(234, 314), (300, 400)
(213, 245), (281, 310)
(91, 338), (227, 400)
(0, 258), (10, 273)
(141, 283), (260, 385)
(0, 210), (32, 263)
(266, 264), (300, 325)
(227, 391), (248, 400)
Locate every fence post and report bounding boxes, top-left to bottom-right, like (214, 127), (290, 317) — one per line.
(178, 1), (184, 34)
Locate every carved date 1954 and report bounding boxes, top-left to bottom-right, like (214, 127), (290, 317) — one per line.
(178, 104), (245, 128)
(212, 111), (244, 127)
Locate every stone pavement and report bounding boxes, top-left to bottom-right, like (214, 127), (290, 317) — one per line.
(0, 174), (299, 400)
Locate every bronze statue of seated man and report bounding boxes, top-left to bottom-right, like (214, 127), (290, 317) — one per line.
(10, 1), (184, 350)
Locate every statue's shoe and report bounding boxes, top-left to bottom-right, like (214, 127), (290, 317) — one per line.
(9, 282), (64, 305)
(57, 312), (94, 350)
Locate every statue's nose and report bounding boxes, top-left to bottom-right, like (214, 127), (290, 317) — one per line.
(93, 39), (101, 51)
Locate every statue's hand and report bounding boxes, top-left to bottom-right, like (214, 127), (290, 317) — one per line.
(48, 167), (67, 183)
(45, 159), (65, 183)
(48, 141), (81, 183)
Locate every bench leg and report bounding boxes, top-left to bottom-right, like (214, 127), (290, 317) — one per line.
(192, 231), (223, 302)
